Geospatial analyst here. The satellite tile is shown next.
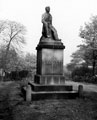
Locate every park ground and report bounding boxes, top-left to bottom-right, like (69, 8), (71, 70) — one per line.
(0, 80), (97, 120)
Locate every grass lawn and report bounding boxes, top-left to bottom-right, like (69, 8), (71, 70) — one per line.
(0, 81), (97, 120)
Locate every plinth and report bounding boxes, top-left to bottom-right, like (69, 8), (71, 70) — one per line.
(28, 38), (78, 100)
(35, 38), (65, 85)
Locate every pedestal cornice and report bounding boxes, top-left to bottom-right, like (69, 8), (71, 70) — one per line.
(36, 38), (65, 50)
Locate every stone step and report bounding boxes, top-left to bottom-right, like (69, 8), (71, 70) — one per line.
(31, 90), (78, 100)
(28, 82), (73, 92)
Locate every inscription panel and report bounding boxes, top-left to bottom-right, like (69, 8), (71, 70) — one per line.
(42, 49), (63, 75)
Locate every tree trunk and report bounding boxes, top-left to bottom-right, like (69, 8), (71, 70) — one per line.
(3, 39), (12, 74)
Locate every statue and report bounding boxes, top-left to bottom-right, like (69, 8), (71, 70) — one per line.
(41, 6), (59, 40)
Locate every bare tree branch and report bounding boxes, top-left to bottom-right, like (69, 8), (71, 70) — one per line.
(0, 20), (27, 73)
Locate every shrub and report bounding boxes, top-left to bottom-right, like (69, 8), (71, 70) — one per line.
(71, 66), (96, 83)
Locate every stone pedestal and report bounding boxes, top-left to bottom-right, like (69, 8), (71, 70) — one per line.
(34, 38), (65, 85)
(27, 38), (78, 100)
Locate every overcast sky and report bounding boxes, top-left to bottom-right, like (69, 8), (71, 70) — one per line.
(0, 0), (97, 65)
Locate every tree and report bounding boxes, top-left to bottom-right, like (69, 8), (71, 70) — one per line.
(0, 46), (24, 72)
(79, 16), (97, 76)
(0, 20), (26, 72)
(24, 53), (36, 75)
(70, 44), (94, 68)
(71, 46), (85, 64)
(0, 46), (36, 72)
(67, 44), (87, 72)
(0, 46), (19, 81)
(0, 21), (6, 33)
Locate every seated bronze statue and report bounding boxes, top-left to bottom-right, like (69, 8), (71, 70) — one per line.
(41, 6), (59, 40)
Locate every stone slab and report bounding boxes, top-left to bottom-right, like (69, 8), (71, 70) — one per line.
(31, 91), (78, 100)
(28, 82), (73, 92)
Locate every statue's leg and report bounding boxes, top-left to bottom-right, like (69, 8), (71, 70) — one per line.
(51, 26), (59, 40)
(44, 23), (50, 37)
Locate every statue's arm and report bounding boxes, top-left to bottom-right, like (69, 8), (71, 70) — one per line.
(50, 14), (52, 25)
(41, 14), (46, 24)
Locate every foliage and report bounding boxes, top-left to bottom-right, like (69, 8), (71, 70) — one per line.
(63, 66), (71, 79)
(72, 66), (97, 83)
(72, 67), (92, 78)
(79, 15), (97, 75)
(0, 45), (36, 81)
(68, 16), (97, 78)
(0, 20), (27, 72)
(67, 45), (89, 72)
(0, 20), (26, 49)
(80, 16), (97, 42)
(0, 46), (21, 72)
(0, 20), (37, 81)
(24, 53), (36, 71)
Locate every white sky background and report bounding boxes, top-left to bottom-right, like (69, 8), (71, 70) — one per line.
(0, 0), (97, 65)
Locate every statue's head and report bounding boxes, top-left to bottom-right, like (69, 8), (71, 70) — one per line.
(45, 6), (50, 13)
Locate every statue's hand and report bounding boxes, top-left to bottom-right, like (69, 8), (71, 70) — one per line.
(49, 24), (52, 28)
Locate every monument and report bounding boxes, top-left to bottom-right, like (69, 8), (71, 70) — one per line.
(35, 6), (65, 85)
(28, 7), (78, 100)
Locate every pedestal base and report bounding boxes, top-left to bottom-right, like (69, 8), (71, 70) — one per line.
(29, 82), (73, 92)
(31, 91), (79, 100)
(27, 82), (78, 100)
(24, 38), (79, 101)
(34, 74), (65, 85)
